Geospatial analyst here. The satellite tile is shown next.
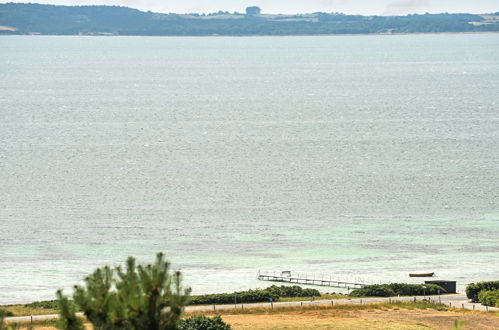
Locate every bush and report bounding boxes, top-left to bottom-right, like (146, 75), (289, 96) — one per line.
(0, 309), (13, 317)
(266, 285), (320, 298)
(350, 283), (446, 297)
(350, 285), (395, 297)
(466, 281), (499, 303)
(179, 315), (231, 330)
(188, 285), (320, 305)
(56, 253), (191, 330)
(477, 290), (499, 307)
(24, 300), (59, 310)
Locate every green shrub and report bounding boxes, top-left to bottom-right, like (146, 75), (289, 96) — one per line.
(350, 283), (446, 297)
(179, 315), (231, 330)
(350, 285), (395, 297)
(0, 309), (19, 330)
(477, 290), (499, 307)
(24, 300), (59, 310)
(188, 285), (320, 305)
(466, 281), (499, 303)
(266, 285), (320, 298)
(0, 309), (13, 317)
(56, 253), (191, 330)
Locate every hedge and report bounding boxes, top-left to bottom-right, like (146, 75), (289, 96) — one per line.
(188, 285), (320, 305)
(179, 315), (231, 330)
(0, 309), (14, 317)
(466, 281), (499, 303)
(350, 283), (446, 297)
(477, 290), (499, 307)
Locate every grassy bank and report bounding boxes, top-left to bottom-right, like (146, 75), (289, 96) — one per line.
(5, 301), (499, 329)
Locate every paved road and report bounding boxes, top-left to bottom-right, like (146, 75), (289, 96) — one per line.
(5, 294), (498, 324)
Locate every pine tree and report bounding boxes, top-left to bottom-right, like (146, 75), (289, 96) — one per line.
(56, 290), (84, 330)
(57, 253), (191, 330)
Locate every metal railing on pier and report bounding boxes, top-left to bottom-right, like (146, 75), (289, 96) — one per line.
(257, 271), (367, 289)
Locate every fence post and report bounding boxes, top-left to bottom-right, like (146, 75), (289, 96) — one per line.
(473, 304), (475, 311)
(213, 304), (216, 311)
(331, 300), (334, 307)
(271, 301), (273, 311)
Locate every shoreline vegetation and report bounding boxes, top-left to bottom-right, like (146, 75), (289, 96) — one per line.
(1, 254), (498, 329)
(1, 3), (498, 36)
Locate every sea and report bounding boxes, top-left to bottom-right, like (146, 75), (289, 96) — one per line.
(0, 34), (498, 304)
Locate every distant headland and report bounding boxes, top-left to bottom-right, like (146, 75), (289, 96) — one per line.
(0, 3), (498, 36)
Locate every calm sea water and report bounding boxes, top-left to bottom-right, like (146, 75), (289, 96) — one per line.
(1, 35), (498, 304)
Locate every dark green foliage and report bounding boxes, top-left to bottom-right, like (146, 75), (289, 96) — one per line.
(57, 253), (191, 330)
(56, 291), (84, 330)
(466, 281), (499, 303)
(24, 300), (59, 310)
(349, 285), (395, 297)
(478, 290), (499, 307)
(188, 285), (320, 305)
(0, 310), (21, 330)
(0, 310), (13, 318)
(266, 285), (320, 298)
(1, 3), (497, 35)
(350, 283), (446, 297)
(179, 315), (231, 330)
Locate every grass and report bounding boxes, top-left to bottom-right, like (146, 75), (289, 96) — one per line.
(0, 301), (59, 317)
(192, 301), (454, 316)
(1, 294), (346, 317)
(189, 301), (499, 330)
(4, 301), (499, 329)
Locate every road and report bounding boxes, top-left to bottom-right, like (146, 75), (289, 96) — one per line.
(5, 293), (498, 324)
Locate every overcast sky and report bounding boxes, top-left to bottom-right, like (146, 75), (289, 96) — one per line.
(3, 0), (498, 15)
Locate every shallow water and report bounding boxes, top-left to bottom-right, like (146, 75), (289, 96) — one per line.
(0, 34), (498, 304)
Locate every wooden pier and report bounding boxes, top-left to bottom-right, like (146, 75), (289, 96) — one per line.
(257, 271), (367, 290)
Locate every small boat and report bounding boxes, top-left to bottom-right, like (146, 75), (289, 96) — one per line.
(409, 272), (435, 277)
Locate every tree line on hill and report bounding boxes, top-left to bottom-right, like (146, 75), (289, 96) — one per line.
(1, 3), (498, 35)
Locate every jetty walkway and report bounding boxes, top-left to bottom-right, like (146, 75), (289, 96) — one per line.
(257, 271), (367, 289)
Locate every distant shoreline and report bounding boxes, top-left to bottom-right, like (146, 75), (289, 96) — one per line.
(2, 31), (499, 37)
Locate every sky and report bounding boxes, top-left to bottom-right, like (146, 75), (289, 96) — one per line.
(2, 0), (498, 15)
